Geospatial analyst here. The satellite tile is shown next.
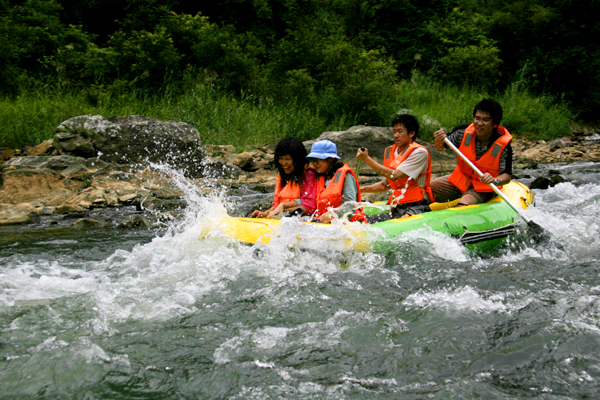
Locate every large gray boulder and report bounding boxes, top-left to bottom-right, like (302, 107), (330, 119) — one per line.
(53, 115), (204, 177)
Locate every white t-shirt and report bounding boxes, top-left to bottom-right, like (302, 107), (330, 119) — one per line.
(395, 146), (429, 189)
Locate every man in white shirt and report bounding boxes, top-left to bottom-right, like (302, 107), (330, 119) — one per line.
(356, 114), (434, 223)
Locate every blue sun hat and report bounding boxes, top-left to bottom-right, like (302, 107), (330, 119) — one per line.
(307, 140), (341, 159)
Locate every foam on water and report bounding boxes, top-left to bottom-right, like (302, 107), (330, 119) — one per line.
(402, 286), (509, 313)
(535, 183), (600, 252)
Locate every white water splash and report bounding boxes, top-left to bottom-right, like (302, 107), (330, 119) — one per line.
(402, 286), (508, 313)
(528, 182), (600, 256)
(1, 163), (385, 328)
(390, 176), (412, 204)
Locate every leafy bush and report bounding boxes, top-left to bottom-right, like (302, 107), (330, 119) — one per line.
(0, 0), (90, 94)
(107, 27), (182, 91)
(427, 8), (502, 87)
(264, 19), (398, 125)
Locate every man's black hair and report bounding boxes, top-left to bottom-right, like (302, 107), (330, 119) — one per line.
(274, 137), (308, 187)
(391, 114), (420, 141)
(473, 98), (503, 126)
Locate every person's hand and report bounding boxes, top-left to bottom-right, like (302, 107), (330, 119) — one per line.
(433, 129), (447, 150)
(318, 211), (335, 223)
(480, 172), (494, 184)
(266, 204), (285, 219)
(251, 210), (267, 218)
(433, 128), (446, 143)
(356, 147), (368, 162)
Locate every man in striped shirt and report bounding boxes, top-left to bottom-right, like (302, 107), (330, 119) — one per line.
(431, 99), (513, 205)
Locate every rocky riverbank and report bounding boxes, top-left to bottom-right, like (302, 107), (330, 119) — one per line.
(2, 115), (599, 228)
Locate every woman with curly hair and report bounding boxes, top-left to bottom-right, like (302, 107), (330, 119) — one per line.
(251, 137), (317, 218)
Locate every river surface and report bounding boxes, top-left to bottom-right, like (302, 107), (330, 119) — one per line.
(1, 163), (600, 399)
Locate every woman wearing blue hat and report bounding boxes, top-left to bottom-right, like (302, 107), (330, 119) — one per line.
(308, 140), (366, 223)
(251, 137), (317, 219)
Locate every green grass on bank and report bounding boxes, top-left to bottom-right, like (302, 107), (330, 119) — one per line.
(0, 86), (352, 150)
(0, 78), (573, 150)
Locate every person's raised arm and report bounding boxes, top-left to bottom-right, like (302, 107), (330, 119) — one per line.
(356, 147), (406, 181)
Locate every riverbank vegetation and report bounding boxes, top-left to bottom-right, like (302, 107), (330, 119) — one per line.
(1, 0), (596, 149)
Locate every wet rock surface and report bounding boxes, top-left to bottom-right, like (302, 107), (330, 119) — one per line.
(54, 115), (204, 177)
(2, 115), (599, 227)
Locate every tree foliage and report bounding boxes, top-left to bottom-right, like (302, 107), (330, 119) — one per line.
(482, 0), (600, 117)
(426, 8), (502, 87)
(1, 0), (598, 119)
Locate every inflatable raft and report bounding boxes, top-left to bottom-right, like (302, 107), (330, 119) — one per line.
(199, 181), (534, 254)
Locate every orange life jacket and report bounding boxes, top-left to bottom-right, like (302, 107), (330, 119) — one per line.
(315, 164), (367, 223)
(273, 175), (302, 206)
(273, 166), (316, 206)
(448, 124), (513, 192)
(383, 142), (434, 205)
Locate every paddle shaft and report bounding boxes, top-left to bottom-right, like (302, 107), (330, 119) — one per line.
(443, 137), (533, 224)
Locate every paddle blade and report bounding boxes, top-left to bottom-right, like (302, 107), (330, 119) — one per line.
(527, 220), (552, 244)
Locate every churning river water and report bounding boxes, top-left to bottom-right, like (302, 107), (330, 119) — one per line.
(1, 162), (600, 399)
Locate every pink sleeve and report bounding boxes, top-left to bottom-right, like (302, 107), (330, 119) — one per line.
(300, 169), (317, 214)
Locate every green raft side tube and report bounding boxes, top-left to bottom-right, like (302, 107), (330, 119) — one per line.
(362, 181), (533, 254)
